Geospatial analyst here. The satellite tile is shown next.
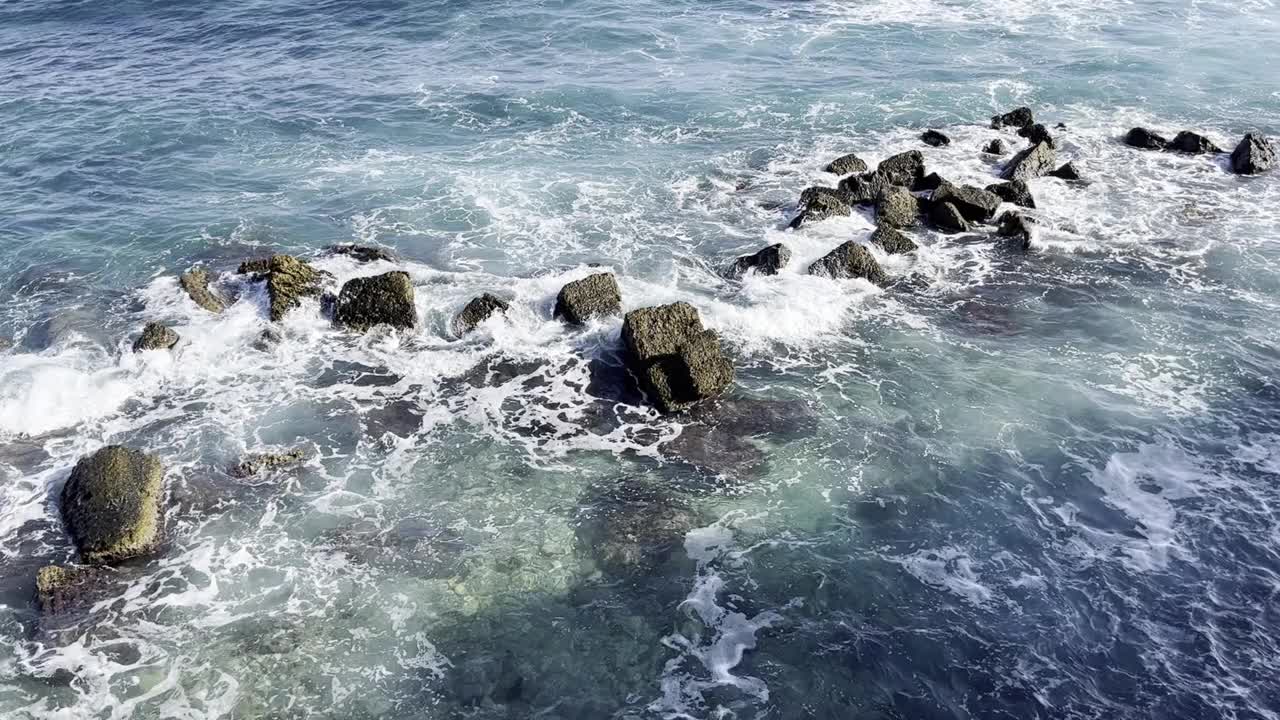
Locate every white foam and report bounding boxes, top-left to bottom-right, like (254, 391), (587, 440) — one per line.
(886, 546), (994, 607)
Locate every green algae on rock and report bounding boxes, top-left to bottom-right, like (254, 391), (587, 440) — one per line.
(59, 446), (164, 565)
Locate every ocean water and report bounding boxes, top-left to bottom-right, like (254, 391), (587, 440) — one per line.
(1, 0), (1279, 717)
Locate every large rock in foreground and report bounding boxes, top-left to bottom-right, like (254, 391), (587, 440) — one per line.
(725, 243), (791, 278)
(622, 302), (733, 414)
(239, 255), (327, 322)
(132, 322), (179, 352)
(60, 446), (164, 564)
(179, 269), (226, 313)
(808, 241), (887, 284)
(554, 272), (622, 325)
(1001, 141), (1056, 182)
(1230, 134), (1277, 175)
(334, 271), (417, 331)
(453, 293), (510, 336)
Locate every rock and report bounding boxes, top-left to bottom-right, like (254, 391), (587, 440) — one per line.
(985, 180), (1036, 209)
(230, 449), (306, 478)
(1049, 162), (1083, 181)
(875, 187), (919, 229)
(990, 107), (1034, 130)
(932, 182), (1001, 223)
(131, 322), (179, 352)
(252, 327), (282, 352)
(622, 303), (733, 414)
(928, 201), (970, 233)
(35, 565), (112, 616)
(179, 269), (225, 313)
(836, 173), (894, 205)
(983, 139), (1009, 155)
(725, 243), (791, 279)
(997, 211), (1036, 250)
(326, 244), (396, 263)
(913, 172), (947, 192)
(1001, 141), (1056, 182)
(574, 477), (699, 575)
(1017, 123), (1055, 148)
(824, 153), (868, 176)
(875, 150), (926, 188)
(453, 293), (510, 336)
(239, 255), (327, 322)
(663, 423), (767, 482)
(790, 186), (853, 227)
(60, 446), (164, 564)
(869, 226), (918, 255)
(808, 241), (888, 283)
(1124, 127), (1168, 150)
(1230, 134), (1277, 175)
(333, 271), (416, 331)
(553, 272), (622, 325)
(1169, 131), (1223, 155)
(921, 129), (950, 147)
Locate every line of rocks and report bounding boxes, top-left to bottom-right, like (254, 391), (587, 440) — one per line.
(1124, 126), (1275, 175)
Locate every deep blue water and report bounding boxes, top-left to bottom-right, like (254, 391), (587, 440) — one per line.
(1, 1), (1279, 718)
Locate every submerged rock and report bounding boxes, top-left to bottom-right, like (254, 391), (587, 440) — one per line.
(1017, 123), (1055, 148)
(824, 153), (868, 176)
(869, 226), (918, 255)
(325, 244), (396, 263)
(928, 201), (970, 233)
(1124, 127), (1168, 150)
(574, 477), (699, 575)
(231, 448), (306, 478)
(932, 182), (1001, 223)
(554, 272), (622, 325)
(35, 564), (112, 616)
(790, 186), (853, 227)
(662, 423), (767, 482)
(997, 211), (1036, 250)
(808, 241), (888, 283)
(1001, 141), (1056, 182)
(875, 150), (926, 188)
(621, 302), (734, 414)
(319, 518), (467, 578)
(334, 271), (417, 331)
(1169, 131), (1223, 155)
(1049, 162), (1083, 181)
(991, 106), (1034, 130)
(985, 179), (1036, 209)
(725, 243), (791, 279)
(921, 129), (950, 147)
(239, 254), (327, 322)
(453, 293), (510, 336)
(131, 322), (179, 352)
(983, 139), (1009, 156)
(179, 268), (226, 313)
(1230, 134), (1277, 175)
(875, 187), (919, 229)
(60, 446), (164, 564)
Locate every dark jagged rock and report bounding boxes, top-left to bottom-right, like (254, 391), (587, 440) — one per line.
(869, 226), (918, 255)
(554, 272), (622, 325)
(574, 477), (700, 575)
(875, 187), (919, 229)
(808, 241), (887, 283)
(990, 107), (1034, 130)
(60, 446), (164, 564)
(1168, 131), (1223, 155)
(913, 172), (947, 192)
(1001, 141), (1056, 182)
(326, 244), (396, 263)
(876, 150), (926, 188)
(985, 180), (1037, 209)
(239, 255), (328, 322)
(725, 243), (791, 279)
(131, 322), (179, 352)
(35, 565), (112, 617)
(1125, 127), (1168, 150)
(932, 182), (1001, 223)
(790, 186), (853, 227)
(1017, 123), (1055, 148)
(453, 293), (510, 336)
(334, 271), (417, 331)
(824, 153), (868, 176)
(983, 139), (1009, 156)
(1230, 134), (1277, 175)
(621, 302), (733, 414)
(231, 449), (306, 478)
(921, 129), (950, 147)
(179, 269), (225, 313)
(997, 211), (1036, 250)
(1049, 162), (1083, 181)
(837, 173), (894, 205)
(929, 201), (970, 233)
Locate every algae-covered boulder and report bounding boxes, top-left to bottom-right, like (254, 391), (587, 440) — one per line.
(621, 302), (733, 414)
(334, 271), (417, 331)
(1001, 141), (1056, 182)
(179, 269), (226, 313)
(808, 241), (887, 284)
(554, 272), (622, 325)
(824, 153), (868, 176)
(869, 226), (918, 255)
(60, 446), (164, 564)
(875, 150), (926, 188)
(231, 448), (307, 478)
(875, 187), (919, 229)
(725, 243), (791, 278)
(131, 322), (179, 352)
(239, 254), (327, 322)
(453, 293), (510, 336)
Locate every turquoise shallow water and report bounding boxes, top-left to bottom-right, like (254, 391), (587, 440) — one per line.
(2, 1), (1280, 718)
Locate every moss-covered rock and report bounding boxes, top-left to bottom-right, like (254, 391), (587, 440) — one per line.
(36, 564), (111, 615)
(808, 241), (888, 284)
(60, 446), (164, 564)
(131, 322), (179, 352)
(553, 273), (622, 325)
(621, 302), (733, 414)
(179, 268), (226, 313)
(239, 255), (327, 322)
(875, 187), (919, 229)
(823, 153), (868, 176)
(725, 243), (791, 278)
(334, 271), (417, 331)
(453, 293), (510, 336)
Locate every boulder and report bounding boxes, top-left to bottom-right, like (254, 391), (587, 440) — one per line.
(983, 139), (1009, 155)
(60, 446), (164, 564)
(928, 201), (970, 233)
(997, 211), (1035, 250)
(913, 172), (947, 192)
(1017, 123), (1055, 148)
(326, 244), (396, 263)
(239, 255), (327, 322)
(921, 129), (951, 147)
(36, 565), (111, 616)
(131, 322), (179, 352)
(725, 243), (791, 279)
(869, 226), (918, 255)
(991, 107), (1034, 130)
(1001, 141), (1056, 182)
(808, 241), (888, 284)
(553, 272), (622, 325)
(824, 153), (869, 176)
(837, 173), (894, 205)
(932, 182), (1001, 223)
(453, 293), (510, 336)
(621, 302), (734, 414)
(334, 271), (417, 331)
(179, 269), (225, 313)
(1049, 162), (1083, 181)
(790, 186), (853, 227)
(875, 187), (919, 229)
(985, 180), (1036, 209)
(231, 448), (306, 478)
(1230, 134), (1277, 175)
(1124, 127), (1168, 150)
(876, 150), (926, 188)
(1168, 131), (1223, 155)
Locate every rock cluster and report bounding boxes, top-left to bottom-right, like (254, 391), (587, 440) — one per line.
(1124, 127), (1276, 176)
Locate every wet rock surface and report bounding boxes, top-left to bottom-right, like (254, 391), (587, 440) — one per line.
(622, 302), (734, 414)
(231, 448), (307, 478)
(554, 272), (622, 325)
(932, 182), (1001, 223)
(790, 186), (853, 227)
(824, 153), (868, 176)
(179, 268), (226, 313)
(725, 243), (791, 278)
(1125, 127), (1168, 150)
(921, 129), (950, 147)
(453, 293), (510, 336)
(1169, 131), (1223, 155)
(1230, 133), (1276, 175)
(1049, 162), (1083, 181)
(239, 254), (328, 322)
(132, 322), (179, 352)
(325, 244), (396, 263)
(875, 187), (919, 229)
(1017, 123), (1055, 148)
(837, 173), (894, 205)
(929, 201), (970, 233)
(869, 226), (918, 255)
(875, 150), (926, 188)
(1002, 141), (1056, 182)
(998, 211), (1036, 250)
(60, 446), (165, 564)
(334, 271), (417, 331)
(990, 106), (1034, 129)
(985, 179), (1036, 209)
(808, 241), (888, 283)
(983, 138), (1009, 155)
